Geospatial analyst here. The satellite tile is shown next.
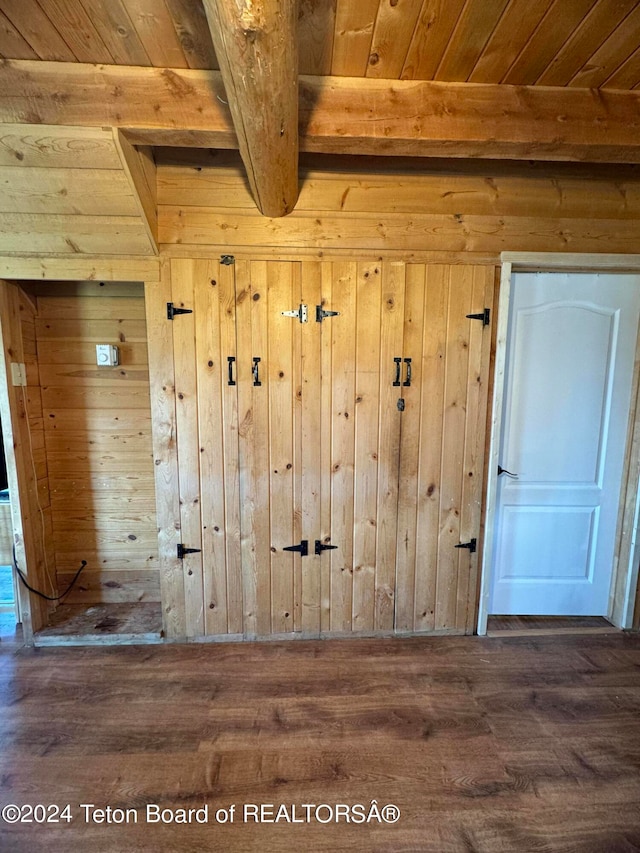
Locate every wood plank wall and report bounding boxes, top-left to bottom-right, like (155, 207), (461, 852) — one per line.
(156, 151), (640, 635)
(31, 281), (159, 605)
(0, 125), (157, 257)
(157, 151), (640, 259)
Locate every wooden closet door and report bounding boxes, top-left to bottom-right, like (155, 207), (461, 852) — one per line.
(235, 260), (311, 637)
(170, 258), (241, 638)
(395, 264), (494, 635)
(322, 261), (493, 637)
(318, 260), (406, 634)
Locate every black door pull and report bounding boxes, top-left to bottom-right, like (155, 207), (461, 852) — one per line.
(403, 358), (412, 387)
(252, 357), (262, 387)
(227, 356), (236, 386)
(393, 357), (402, 386)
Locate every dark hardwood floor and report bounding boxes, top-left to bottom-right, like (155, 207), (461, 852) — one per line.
(1, 631), (640, 852)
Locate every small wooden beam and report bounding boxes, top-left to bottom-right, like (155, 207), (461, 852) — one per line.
(201, 0), (299, 217)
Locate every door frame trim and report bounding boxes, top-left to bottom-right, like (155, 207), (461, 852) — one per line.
(477, 252), (640, 635)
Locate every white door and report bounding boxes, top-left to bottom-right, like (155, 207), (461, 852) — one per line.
(489, 272), (640, 616)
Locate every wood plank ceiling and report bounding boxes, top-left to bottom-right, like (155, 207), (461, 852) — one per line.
(0, 0), (639, 89)
(1, 0), (640, 224)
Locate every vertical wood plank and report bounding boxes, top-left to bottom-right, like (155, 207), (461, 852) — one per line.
(145, 267), (185, 638)
(267, 262), (296, 634)
(194, 259), (228, 634)
(395, 263), (426, 631)
(415, 264), (448, 633)
(329, 261), (357, 632)
(375, 261), (405, 631)
(435, 266), (471, 631)
(319, 262), (334, 633)
(352, 260), (382, 632)
(457, 266), (494, 633)
(219, 261), (243, 634)
(171, 259), (204, 637)
(236, 260), (271, 637)
(300, 261), (322, 634)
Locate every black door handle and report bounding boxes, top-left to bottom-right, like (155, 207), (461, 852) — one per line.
(393, 357), (402, 386)
(252, 357), (261, 387)
(403, 358), (412, 387)
(227, 356), (236, 386)
(498, 465), (518, 478)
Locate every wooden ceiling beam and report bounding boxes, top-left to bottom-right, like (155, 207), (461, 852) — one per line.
(1, 61), (640, 165)
(201, 0), (298, 217)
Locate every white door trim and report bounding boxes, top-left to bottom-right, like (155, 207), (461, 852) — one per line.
(478, 253), (640, 634)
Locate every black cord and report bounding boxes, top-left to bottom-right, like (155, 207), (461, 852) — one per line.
(13, 546), (87, 602)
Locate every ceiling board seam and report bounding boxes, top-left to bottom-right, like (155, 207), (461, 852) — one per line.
(534, 0), (628, 86)
(465, 0), (514, 83)
(432, 0), (472, 80)
(568, 3), (640, 88)
(3, 0), (70, 62)
(498, 0), (571, 84)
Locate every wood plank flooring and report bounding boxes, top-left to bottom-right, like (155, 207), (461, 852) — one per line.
(0, 632), (640, 852)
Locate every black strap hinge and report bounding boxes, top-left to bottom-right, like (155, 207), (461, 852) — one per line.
(177, 543), (202, 559)
(167, 302), (193, 320)
(466, 308), (490, 326)
(283, 540), (309, 556)
(455, 538), (477, 554)
(316, 306), (340, 322)
(315, 540), (338, 555)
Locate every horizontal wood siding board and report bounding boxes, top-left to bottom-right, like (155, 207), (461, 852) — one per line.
(0, 166), (140, 216)
(55, 569), (161, 604)
(159, 207), (640, 255)
(158, 164), (640, 220)
(35, 296), (147, 319)
(37, 340), (150, 366)
(0, 257), (160, 282)
(0, 125), (122, 169)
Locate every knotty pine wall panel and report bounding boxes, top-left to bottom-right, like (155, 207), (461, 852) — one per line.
(157, 152), (640, 260)
(33, 282), (159, 605)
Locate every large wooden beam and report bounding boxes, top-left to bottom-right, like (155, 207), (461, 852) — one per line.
(201, 0), (298, 217)
(1, 61), (640, 165)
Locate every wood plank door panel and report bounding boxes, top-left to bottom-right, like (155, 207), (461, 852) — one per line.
(395, 264), (494, 634)
(166, 257), (493, 639)
(300, 262), (323, 634)
(318, 260), (405, 634)
(194, 259), (241, 635)
(170, 258), (240, 639)
(236, 260), (304, 637)
(171, 259), (205, 637)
